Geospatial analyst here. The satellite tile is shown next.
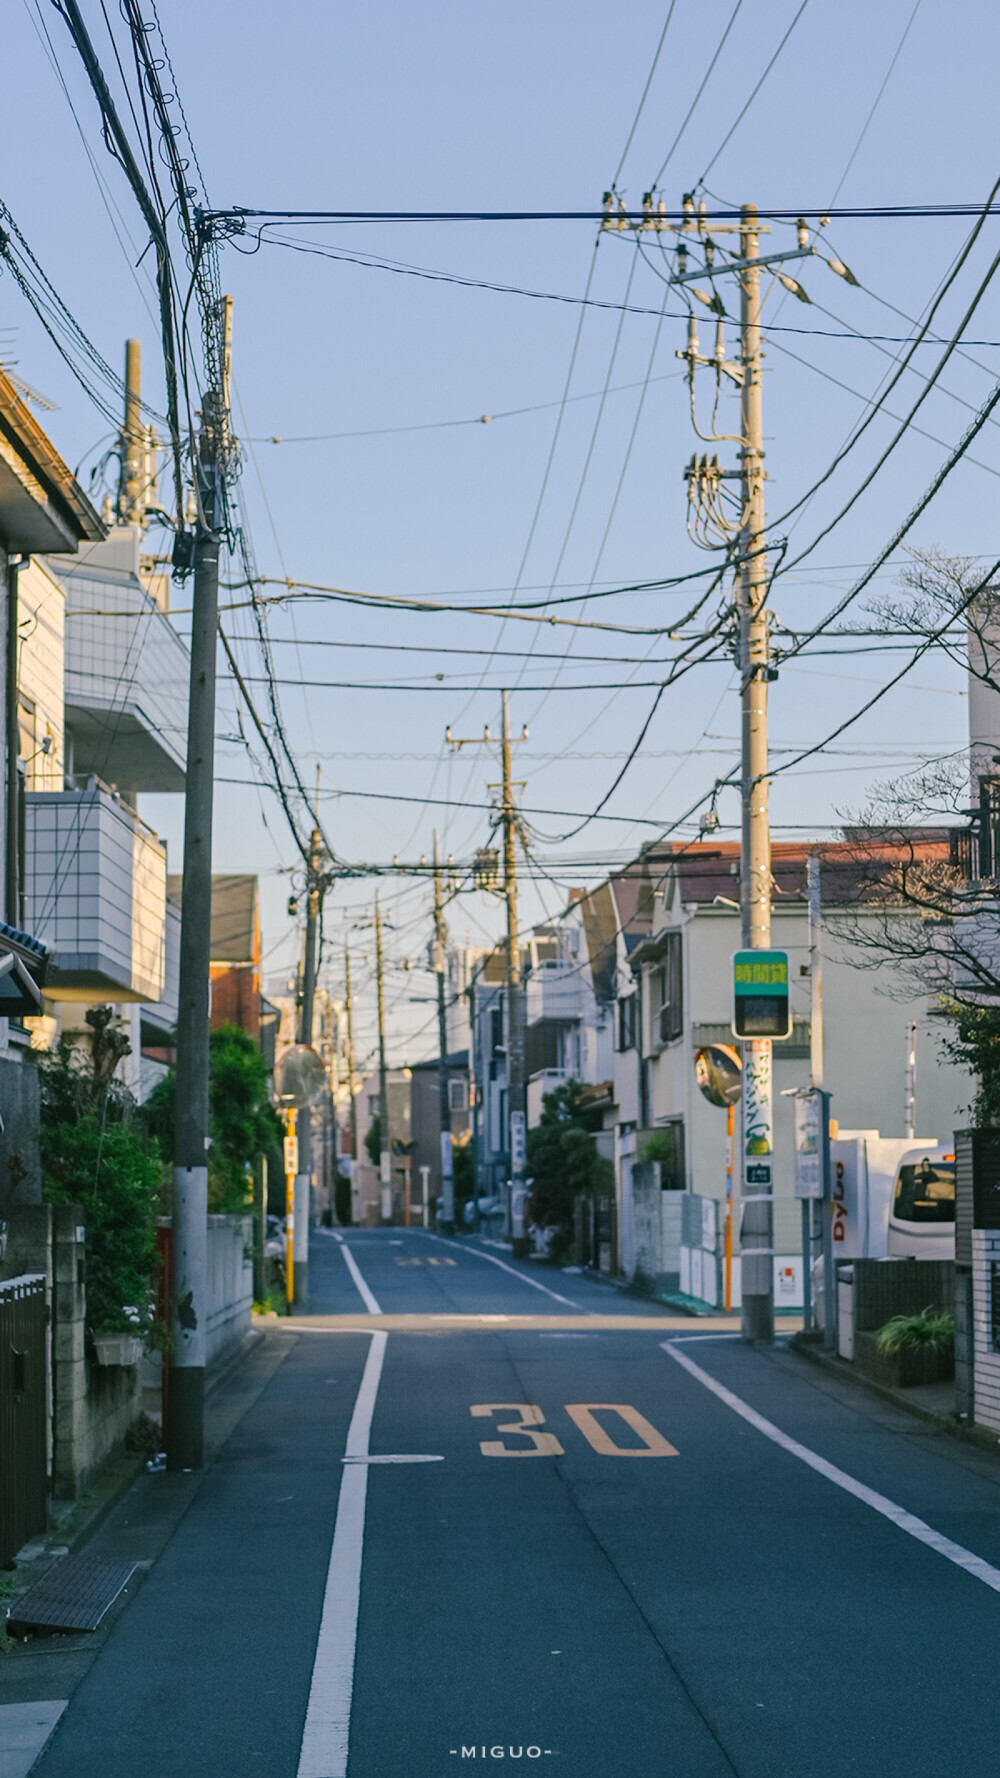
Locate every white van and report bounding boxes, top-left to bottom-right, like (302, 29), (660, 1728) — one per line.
(886, 1149), (955, 1258)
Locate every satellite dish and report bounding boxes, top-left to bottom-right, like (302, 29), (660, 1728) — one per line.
(275, 1044), (328, 1108)
(694, 1044), (742, 1108)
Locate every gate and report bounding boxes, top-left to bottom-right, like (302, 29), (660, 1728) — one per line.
(0, 1274), (47, 1567)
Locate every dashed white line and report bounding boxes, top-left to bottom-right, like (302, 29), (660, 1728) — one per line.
(663, 1341), (1000, 1597)
(425, 1234), (593, 1313)
(338, 1243), (382, 1315)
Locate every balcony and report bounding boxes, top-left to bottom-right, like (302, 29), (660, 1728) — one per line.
(525, 961), (583, 1026)
(59, 532), (188, 795)
(24, 784), (167, 1002)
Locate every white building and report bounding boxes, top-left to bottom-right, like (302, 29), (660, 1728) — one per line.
(616, 839), (973, 1302)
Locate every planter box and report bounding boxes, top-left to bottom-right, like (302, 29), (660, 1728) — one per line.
(854, 1329), (954, 1389)
(92, 1332), (143, 1367)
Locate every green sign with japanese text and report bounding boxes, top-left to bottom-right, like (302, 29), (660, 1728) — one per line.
(732, 950), (791, 1039)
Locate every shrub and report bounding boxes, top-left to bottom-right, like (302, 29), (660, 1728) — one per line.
(875, 1308), (955, 1359)
(527, 1080), (613, 1262)
(39, 1035), (163, 1339)
(143, 1023), (283, 1213)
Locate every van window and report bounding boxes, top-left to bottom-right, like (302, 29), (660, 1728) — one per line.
(893, 1160), (955, 1224)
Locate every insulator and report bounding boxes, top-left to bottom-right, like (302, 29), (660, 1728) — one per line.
(617, 196), (628, 231)
(686, 312), (700, 358)
(797, 216), (809, 250)
(714, 318), (726, 363)
(656, 198), (667, 233)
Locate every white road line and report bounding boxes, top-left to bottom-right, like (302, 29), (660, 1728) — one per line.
(339, 1243), (381, 1315)
(297, 1330), (387, 1778)
(425, 1234), (592, 1312)
(663, 1341), (1000, 1597)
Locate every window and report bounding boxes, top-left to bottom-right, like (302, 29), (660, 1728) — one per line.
(650, 933), (683, 1046)
(893, 1161), (955, 1226)
(655, 1120), (686, 1192)
(448, 1077), (469, 1114)
(490, 1006), (504, 1055)
(617, 994), (637, 1052)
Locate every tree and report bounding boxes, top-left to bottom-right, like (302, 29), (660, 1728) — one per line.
(364, 1113), (382, 1169)
(144, 1024), (283, 1212)
(39, 1029), (163, 1338)
(526, 1079), (613, 1261)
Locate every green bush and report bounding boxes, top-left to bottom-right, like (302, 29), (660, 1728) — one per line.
(39, 1037), (163, 1339)
(527, 1079), (613, 1262)
(875, 1308), (955, 1359)
(143, 1023), (283, 1213)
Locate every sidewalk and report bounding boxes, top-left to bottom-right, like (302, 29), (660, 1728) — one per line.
(790, 1332), (1000, 1456)
(0, 1329), (293, 1777)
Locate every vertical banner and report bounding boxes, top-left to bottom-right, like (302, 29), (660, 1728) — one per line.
(740, 1038), (773, 1298)
(793, 1090), (824, 1199)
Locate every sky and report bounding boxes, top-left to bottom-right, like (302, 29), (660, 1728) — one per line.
(4, 0), (999, 1072)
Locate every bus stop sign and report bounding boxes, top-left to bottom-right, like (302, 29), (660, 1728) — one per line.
(733, 950), (791, 1040)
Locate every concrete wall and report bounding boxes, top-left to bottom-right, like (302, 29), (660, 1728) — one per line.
(972, 1230), (1000, 1432)
(0, 1054), (42, 1205)
(204, 1214), (253, 1366)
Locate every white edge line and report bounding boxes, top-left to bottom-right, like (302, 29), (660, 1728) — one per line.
(297, 1329), (388, 1778)
(662, 1340), (1000, 1596)
(339, 1242), (382, 1314)
(424, 1233), (593, 1313)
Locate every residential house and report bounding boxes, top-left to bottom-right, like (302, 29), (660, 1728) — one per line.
(0, 367), (105, 1197)
(353, 1067), (413, 1225)
(618, 839), (972, 1303)
(408, 1050), (472, 1219)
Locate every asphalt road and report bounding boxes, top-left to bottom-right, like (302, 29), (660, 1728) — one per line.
(28, 1228), (1000, 1777)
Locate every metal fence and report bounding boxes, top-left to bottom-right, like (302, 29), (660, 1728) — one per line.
(0, 1273), (47, 1567)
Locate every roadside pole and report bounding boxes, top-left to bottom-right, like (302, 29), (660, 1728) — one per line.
(433, 831), (456, 1234)
(166, 310), (230, 1472)
(737, 206), (775, 1345)
(805, 851), (825, 1331)
(344, 937), (358, 1223)
(293, 775), (324, 1306)
(283, 1110), (297, 1305)
(375, 893), (391, 1222)
(445, 696), (528, 1253)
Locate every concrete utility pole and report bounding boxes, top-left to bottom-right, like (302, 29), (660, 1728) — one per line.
(805, 850), (824, 1329)
(293, 773), (324, 1305)
(737, 204), (775, 1346)
(904, 1021), (917, 1140)
(499, 691), (529, 1256)
(118, 338), (145, 524)
(375, 892), (391, 1222)
(167, 297), (231, 1472)
(446, 695), (528, 1251)
(344, 938), (358, 1224)
(433, 830), (456, 1234)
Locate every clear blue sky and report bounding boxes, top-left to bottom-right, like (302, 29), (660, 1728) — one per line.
(5, 0), (997, 1067)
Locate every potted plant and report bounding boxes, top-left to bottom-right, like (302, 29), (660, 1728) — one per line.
(874, 1308), (955, 1387)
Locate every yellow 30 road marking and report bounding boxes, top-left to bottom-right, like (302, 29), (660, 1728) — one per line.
(470, 1402), (677, 1457)
(565, 1403), (677, 1457)
(395, 1258), (423, 1266)
(427, 1256), (456, 1266)
(471, 1404), (564, 1457)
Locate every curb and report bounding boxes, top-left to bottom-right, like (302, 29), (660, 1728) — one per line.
(788, 1334), (1000, 1456)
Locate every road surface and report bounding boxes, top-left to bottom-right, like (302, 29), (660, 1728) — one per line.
(22, 1227), (1000, 1776)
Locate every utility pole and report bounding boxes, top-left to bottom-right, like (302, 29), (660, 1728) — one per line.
(805, 850), (824, 1332)
(737, 204), (774, 1346)
(904, 1021), (917, 1139)
(344, 937), (358, 1224)
(447, 693), (529, 1255)
(375, 892), (391, 1223)
(167, 296), (232, 1472)
(293, 768), (325, 1305)
(433, 830), (456, 1234)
